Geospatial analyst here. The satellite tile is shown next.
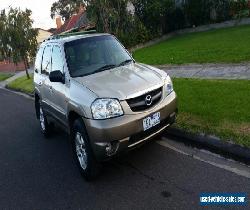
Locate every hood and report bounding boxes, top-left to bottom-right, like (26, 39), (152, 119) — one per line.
(73, 63), (165, 100)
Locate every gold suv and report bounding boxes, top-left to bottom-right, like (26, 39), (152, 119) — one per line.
(34, 32), (177, 180)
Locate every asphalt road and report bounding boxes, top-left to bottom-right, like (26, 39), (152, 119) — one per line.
(0, 88), (249, 210)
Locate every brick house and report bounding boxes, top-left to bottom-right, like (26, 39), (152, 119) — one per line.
(54, 6), (92, 35)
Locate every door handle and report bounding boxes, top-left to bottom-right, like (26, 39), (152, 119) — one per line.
(49, 86), (53, 92)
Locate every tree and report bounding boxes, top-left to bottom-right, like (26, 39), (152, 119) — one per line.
(132, 0), (174, 35)
(85, 0), (128, 33)
(229, 0), (249, 20)
(86, 0), (150, 48)
(0, 7), (38, 79)
(51, 0), (85, 21)
(0, 10), (9, 61)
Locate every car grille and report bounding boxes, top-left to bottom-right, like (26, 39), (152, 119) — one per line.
(126, 87), (162, 112)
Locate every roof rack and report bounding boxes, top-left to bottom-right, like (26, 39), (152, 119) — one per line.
(46, 25), (96, 41)
(60, 29), (96, 37)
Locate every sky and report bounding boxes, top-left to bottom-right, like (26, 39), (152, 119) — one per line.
(0, 0), (57, 29)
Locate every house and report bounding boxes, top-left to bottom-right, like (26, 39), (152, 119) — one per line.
(53, 5), (92, 35)
(36, 28), (52, 44)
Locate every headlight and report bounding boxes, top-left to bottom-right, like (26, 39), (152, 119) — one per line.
(91, 98), (124, 119)
(165, 76), (173, 96)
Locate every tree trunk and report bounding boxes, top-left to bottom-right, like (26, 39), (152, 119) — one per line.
(23, 57), (30, 79)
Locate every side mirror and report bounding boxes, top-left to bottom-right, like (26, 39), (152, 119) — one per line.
(49, 70), (65, 84)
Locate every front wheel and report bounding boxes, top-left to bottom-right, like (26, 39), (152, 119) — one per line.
(71, 119), (101, 180)
(39, 102), (52, 137)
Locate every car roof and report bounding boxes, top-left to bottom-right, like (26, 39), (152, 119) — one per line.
(41, 33), (110, 47)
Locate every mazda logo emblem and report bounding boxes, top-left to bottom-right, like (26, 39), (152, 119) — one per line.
(145, 95), (152, 106)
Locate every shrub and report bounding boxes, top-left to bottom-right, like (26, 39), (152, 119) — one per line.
(213, 0), (232, 22)
(184, 0), (211, 26)
(230, 0), (249, 19)
(133, 0), (174, 36)
(118, 17), (151, 48)
(164, 8), (186, 33)
(184, 0), (233, 26)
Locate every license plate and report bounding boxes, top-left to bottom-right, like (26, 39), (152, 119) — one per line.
(143, 112), (160, 131)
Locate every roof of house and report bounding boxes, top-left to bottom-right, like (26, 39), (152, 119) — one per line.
(65, 14), (79, 31)
(48, 28), (57, 34)
(75, 12), (89, 28)
(54, 19), (70, 35)
(36, 28), (50, 32)
(54, 11), (91, 35)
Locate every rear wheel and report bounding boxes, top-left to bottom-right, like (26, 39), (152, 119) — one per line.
(71, 118), (100, 180)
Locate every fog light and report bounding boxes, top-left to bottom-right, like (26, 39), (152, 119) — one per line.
(105, 141), (119, 156)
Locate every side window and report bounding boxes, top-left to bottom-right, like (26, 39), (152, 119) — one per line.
(51, 45), (64, 72)
(41, 45), (52, 75)
(34, 47), (44, 73)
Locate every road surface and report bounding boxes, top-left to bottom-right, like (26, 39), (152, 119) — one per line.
(0, 88), (249, 210)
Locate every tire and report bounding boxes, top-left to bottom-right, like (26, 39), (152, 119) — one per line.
(38, 101), (52, 138)
(71, 118), (100, 181)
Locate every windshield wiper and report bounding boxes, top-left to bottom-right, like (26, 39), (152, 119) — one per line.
(118, 59), (134, 67)
(93, 64), (116, 73)
(72, 64), (116, 77)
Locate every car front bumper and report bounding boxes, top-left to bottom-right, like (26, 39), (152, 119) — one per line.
(83, 91), (177, 161)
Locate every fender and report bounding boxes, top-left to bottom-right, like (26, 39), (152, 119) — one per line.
(34, 88), (42, 119)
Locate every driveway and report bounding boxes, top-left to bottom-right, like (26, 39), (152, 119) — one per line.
(159, 63), (250, 79)
(0, 88), (249, 209)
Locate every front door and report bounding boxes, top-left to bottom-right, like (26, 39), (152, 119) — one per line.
(40, 45), (52, 115)
(48, 45), (67, 125)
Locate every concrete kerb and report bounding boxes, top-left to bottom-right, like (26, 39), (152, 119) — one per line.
(164, 127), (250, 165)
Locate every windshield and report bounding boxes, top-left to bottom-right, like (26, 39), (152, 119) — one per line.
(64, 35), (133, 77)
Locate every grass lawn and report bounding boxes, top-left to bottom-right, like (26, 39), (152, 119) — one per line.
(7, 74), (34, 95)
(173, 78), (250, 147)
(133, 25), (250, 65)
(0, 73), (12, 81)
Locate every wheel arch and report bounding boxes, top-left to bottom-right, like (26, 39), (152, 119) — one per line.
(68, 110), (83, 131)
(34, 90), (41, 119)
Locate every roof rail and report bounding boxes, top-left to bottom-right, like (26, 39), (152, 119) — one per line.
(59, 29), (97, 37)
(46, 26), (97, 41)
